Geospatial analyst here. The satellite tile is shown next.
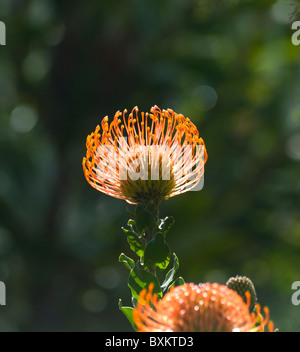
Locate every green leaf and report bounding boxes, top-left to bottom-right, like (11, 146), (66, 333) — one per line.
(135, 204), (157, 233)
(159, 216), (175, 236)
(128, 262), (162, 300)
(167, 276), (185, 291)
(161, 253), (179, 292)
(121, 226), (130, 235)
(118, 299), (137, 331)
(127, 231), (145, 257)
(118, 253), (135, 270)
(127, 219), (137, 232)
(131, 296), (138, 308)
(173, 276), (185, 287)
(144, 233), (171, 270)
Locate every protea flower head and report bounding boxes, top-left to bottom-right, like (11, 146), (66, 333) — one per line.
(82, 106), (207, 205)
(133, 282), (273, 332)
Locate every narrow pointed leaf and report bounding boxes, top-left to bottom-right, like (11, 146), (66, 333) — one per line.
(128, 262), (162, 300)
(118, 299), (137, 331)
(173, 276), (185, 287)
(159, 216), (175, 236)
(127, 231), (145, 257)
(144, 233), (171, 270)
(118, 253), (135, 271)
(161, 253), (179, 292)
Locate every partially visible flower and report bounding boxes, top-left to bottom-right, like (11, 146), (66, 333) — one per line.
(133, 282), (273, 332)
(290, 1), (300, 22)
(82, 106), (207, 205)
(226, 275), (257, 312)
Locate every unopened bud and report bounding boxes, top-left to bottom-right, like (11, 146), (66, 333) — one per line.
(226, 276), (257, 312)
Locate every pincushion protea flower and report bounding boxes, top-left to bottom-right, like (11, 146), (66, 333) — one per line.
(82, 106), (207, 205)
(133, 282), (273, 332)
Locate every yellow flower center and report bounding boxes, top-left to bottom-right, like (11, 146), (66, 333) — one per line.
(119, 145), (176, 205)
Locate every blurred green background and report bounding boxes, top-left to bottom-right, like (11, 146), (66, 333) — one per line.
(0, 0), (300, 331)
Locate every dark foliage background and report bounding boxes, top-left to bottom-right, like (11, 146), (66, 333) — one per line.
(0, 0), (299, 331)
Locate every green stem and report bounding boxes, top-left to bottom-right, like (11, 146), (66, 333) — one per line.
(143, 203), (160, 277)
(148, 264), (157, 276)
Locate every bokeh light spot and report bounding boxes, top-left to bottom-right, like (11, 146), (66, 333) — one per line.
(286, 133), (300, 161)
(94, 266), (120, 289)
(22, 51), (51, 83)
(271, 0), (292, 24)
(27, 0), (54, 26)
(10, 105), (38, 133)
(82, 289), (108, 313)
(193, 85), (218, 111)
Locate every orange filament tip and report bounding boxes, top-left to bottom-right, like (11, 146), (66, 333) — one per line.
(245, 291), (251, 307)
(268, 321), (274, 332)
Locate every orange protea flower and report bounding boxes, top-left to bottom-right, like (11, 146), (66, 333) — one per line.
(82, 106), (207, 205)
(133, 283), (273, 332)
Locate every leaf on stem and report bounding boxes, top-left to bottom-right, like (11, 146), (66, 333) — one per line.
(118, 299), (137, 331)
(159, 216), (175, 237)
(171, 276), (185, 288)
(118, 253), (135, 270)
(128, 262), (162, 300)
(161, 253), (180, 292)
(143, 233), (171, 270)
(122, 224), (145, 257)
(127, 231), (145, 257)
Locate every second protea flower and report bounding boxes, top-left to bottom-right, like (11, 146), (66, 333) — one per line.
(82, 106), (207, 205)
(133, 282), (273, 332)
